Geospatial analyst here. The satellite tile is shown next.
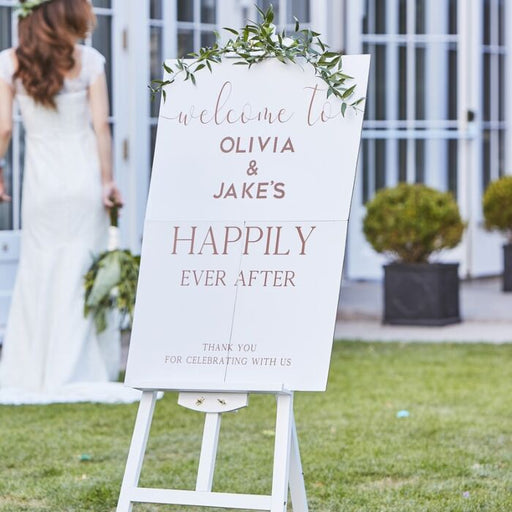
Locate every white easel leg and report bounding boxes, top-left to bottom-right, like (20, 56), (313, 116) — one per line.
(196, 412), (222, 492)
(271, 392), (294, 512)
(288, 413), (308, 512)
(117, 391), (158, 512)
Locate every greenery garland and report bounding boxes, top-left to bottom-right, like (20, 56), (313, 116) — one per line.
(150, 5), (363, 116)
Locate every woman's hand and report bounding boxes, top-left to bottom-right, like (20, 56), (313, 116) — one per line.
(102, 181), (123, 208)
(0, 179), (11, 202)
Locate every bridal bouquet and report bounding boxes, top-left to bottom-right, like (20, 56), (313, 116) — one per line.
(84, 204), (140, 333)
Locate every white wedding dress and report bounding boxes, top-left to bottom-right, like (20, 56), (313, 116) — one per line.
(0, 45), (140, 404)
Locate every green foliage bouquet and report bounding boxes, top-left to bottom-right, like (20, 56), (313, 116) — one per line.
(363, 183), (464, 263)
(84, 205), (140, 334)
(483, 175), (512, 243)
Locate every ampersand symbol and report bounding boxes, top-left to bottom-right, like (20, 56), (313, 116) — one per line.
(246, 160), (258, 176)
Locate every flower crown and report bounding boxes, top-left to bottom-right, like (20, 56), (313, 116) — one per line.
(15, 0), (54, 19)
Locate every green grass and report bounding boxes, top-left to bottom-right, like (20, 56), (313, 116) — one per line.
(1, 341), (512, 511)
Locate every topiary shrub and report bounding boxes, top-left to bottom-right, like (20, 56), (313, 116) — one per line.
(482, 175), (512, 243)
(363, 183), (464, 264)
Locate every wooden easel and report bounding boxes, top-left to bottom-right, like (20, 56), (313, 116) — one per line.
(117, 390), (308, 511)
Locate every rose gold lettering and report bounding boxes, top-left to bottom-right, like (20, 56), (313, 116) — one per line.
(193, 270), (204, 286)
(215, 81), (232, 125)
(223, 226), (242, 254)
(242, 182), (255, 198)
(181, 270), (191, 286)
(198, 227), (219, 255)
(224, 184), (237, 198)
(273, 226), (290, 255)
(264, 227), (273, 255)
(273, 182), (286, 198)
(235, 137), (246, 153)
(284, 270), (296, 287)
(243, 226), (264, 254)
(261, 269), (272, 285)
(256, 182), (269, 198)
(220, 137), (235, 153)
(258, 136), (271, 151)
(213, 182), (226, 198)
(281, 137), (295, 152)
(234, 270), (246, 287)
(172, 226), (197, 254)
(296, 226), (316, 255)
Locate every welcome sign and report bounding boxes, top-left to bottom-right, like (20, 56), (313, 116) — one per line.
(125, 56), (370, 392)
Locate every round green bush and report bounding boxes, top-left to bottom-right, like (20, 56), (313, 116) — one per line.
(363, 183), (464, 263)
(483, 175), (512, 242)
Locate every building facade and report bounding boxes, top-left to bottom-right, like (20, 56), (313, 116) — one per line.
(0, 0), (510, 331)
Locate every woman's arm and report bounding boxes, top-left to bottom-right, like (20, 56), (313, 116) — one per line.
(0, 77), (13, 202)
(88, 72), (122, 208)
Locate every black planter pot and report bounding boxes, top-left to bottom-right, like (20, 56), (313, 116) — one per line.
(384, 262), (461, 326)
(503, 244), (512, 292)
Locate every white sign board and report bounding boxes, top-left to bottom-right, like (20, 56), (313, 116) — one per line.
(125, 56), (370, 392)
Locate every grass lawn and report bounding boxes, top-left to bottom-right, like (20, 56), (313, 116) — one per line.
(0, 341), (511, 511)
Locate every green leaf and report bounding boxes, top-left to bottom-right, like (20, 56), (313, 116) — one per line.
(342, 84), (356, 99)
(341, 102), (347, 117)
(223, 27), (239, 35)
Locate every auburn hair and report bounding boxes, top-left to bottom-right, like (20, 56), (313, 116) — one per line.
(14, 0), (96, 109)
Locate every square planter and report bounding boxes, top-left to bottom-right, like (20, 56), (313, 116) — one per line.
(504, 243), (512, 292)
(384, 263), (461, 326)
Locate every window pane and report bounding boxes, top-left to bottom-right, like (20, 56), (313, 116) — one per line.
(482, 52), (490, 121)
(398, 0), (406, 34)
(415, 46), (425, 120)
(416, 0), (425, 34)
(201, 0), (216, 24)
(498, 0), (504, 45)
(150, 0), (163, 20)
(448, 0), (457, 35)
(375, 140), (386, 191)
(398, 138), (407, 182)
(150, 27), (163, 118)
(398, 45), (406, 118)
(448, 139), (458, 197)
(362, 139), (370, 203)
(415, 139), (425, 183)
(201, 30), (216, 48)
(0, 7), (11, 49)
(375, 0), (386, 34)
(482, 130), (490, 190)
(178, 30), (194, 58)
(92, 0), (111, 8)
(92, 15), (113, 108)
(483, 0), (490, 45)
(498, 130), (505, 178)
(498, 54), (504, 121)
(375, 44), (386, 120)
(286, 0), (310, 24)
(178, 0), (194, 22)
(448, 45), (457, 120)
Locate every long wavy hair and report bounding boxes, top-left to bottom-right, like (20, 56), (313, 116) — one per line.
(14, 0), (96, 109)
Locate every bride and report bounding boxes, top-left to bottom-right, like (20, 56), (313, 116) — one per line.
(0, 0), (140, 404)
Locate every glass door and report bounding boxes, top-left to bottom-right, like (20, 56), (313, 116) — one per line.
(344, 0), (507, 279)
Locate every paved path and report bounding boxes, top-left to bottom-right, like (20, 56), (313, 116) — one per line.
(335, 277), (512, 342)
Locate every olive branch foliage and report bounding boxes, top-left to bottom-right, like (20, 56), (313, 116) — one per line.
(150, 5), (363, 116)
